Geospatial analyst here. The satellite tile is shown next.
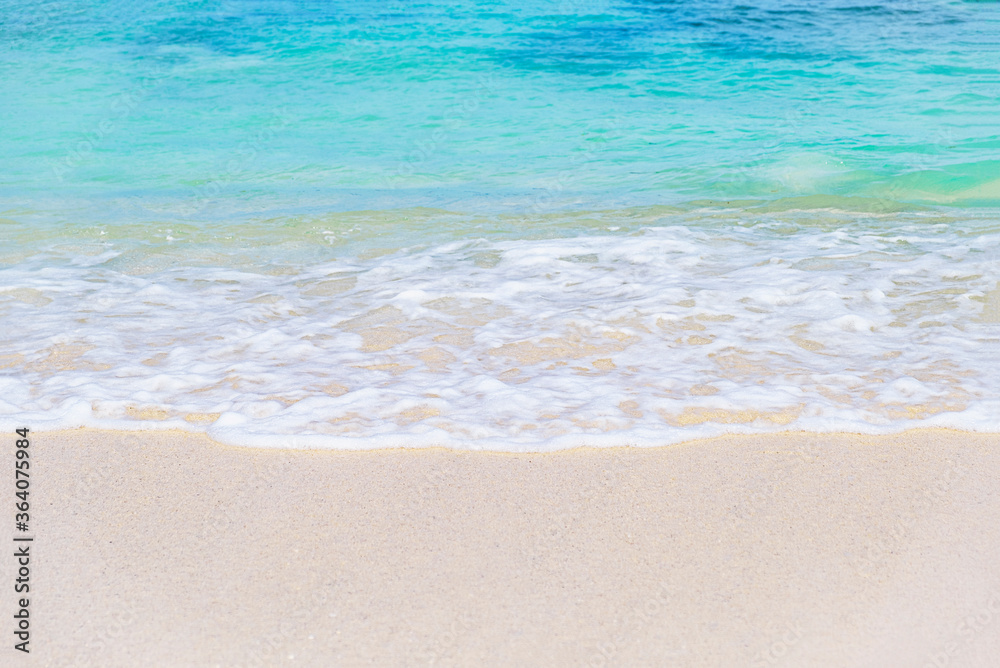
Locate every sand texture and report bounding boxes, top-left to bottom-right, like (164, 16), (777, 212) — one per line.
(7, 429), (1000, 667)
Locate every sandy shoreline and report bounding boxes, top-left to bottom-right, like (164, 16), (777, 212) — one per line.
(7, 428), (1000, 666)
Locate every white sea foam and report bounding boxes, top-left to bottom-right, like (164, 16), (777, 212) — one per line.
(1, 212), (998, 450)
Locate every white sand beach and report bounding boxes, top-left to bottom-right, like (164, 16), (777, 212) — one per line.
(11, 428), (1000, 667)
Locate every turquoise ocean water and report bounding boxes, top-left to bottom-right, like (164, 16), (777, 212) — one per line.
(2, 0), (999, 448)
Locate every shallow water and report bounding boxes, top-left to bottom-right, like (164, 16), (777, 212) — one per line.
(2, 1), (999, 448)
